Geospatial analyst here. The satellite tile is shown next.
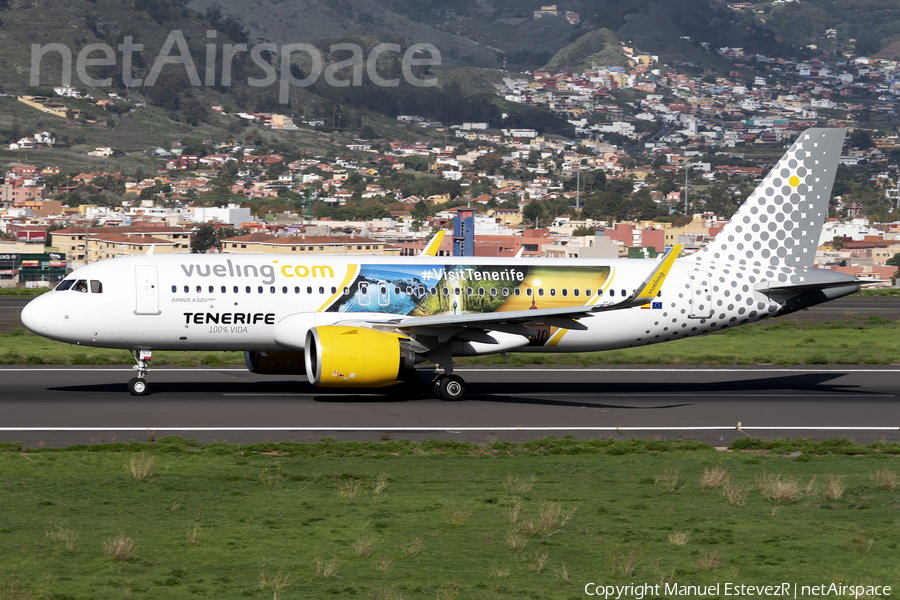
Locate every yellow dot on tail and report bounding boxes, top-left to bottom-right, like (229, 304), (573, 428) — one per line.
(789, 175), (800, 187)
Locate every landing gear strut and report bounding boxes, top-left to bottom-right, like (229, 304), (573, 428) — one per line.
(129, 349), (152, 396)
(428, 346), (468, 401)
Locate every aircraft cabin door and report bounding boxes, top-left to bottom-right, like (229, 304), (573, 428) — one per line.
(134, 265), (161, 315)
(688, 270), (713, 319)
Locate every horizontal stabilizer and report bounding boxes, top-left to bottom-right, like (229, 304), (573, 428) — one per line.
(755, 269), (858, 296)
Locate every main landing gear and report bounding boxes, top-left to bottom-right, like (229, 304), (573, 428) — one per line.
(433, 373), (466, 401)
(129, 349), (152, 396)
(428, 346), (467, 401)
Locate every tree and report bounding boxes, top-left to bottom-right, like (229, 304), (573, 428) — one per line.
(849, 129), (874, 150)
(522, 200), (548, 225)
(474, 153), (502, 173)
(832, 235), (844, 251)
(191, 224), (218, 253)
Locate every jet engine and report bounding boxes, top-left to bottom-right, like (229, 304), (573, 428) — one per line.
(304, 326), (422, 387)
(244, 350), (307, 375)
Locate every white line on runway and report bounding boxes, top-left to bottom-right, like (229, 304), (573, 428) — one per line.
(1, 367), (900, 373)
(457, 368), (900, 373)
(221, 393), (893, 398)
(0, 426), (897, 432)
(0, 368), (248, 372)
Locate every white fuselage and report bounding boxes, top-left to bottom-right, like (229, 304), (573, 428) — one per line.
(21, 253), (855, 355)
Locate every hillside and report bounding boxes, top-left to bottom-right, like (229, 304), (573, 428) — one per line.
(541, 28), (625, 73)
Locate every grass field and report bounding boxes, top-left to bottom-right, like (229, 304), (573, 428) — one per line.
(0, 437), (897, 599)
(1, 316), (898, 367)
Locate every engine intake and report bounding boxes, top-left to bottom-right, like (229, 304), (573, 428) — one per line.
(305, 326), (421, 387)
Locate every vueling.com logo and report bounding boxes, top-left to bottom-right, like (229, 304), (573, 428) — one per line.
(180, 259), (334, 285)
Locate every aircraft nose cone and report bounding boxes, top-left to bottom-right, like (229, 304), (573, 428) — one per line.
(20, 296), (46, 333)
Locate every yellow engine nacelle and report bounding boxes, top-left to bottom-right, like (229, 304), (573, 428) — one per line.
(244, 351), (307, 375)
(304, 326), (420, 388)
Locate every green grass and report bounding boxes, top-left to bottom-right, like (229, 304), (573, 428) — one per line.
(0, 288), (50, 298)
(464, 318), (900, 367)
(2, 317), (899, 366)
(0, 437), (897, 599)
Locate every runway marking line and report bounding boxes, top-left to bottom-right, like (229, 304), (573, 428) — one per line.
(0, 426), (897, 432)
(2, 368), (900, 373)
(220, 393), (893, 398)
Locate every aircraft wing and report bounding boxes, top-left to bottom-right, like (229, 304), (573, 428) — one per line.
(347, 245), (683, 335)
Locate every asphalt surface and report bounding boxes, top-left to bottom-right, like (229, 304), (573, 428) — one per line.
(1, 366), (898, 447)
(2, 295), (899, 333)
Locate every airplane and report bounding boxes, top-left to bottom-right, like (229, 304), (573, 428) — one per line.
(21, 128), (858, 400)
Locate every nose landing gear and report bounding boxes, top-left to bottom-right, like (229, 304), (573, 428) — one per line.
(129, 349), (152, 396)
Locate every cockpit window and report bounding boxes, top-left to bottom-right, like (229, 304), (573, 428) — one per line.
(73, 280), (88, 293)
(55, 279), (74, 291)
(90, 280), (103, 294)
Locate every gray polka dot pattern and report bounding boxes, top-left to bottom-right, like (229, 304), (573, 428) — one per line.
(695, 129), (846, 269)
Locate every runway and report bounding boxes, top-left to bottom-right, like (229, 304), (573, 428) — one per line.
(1, 366), (897, 447)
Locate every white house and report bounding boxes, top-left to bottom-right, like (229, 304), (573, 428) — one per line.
(87, 147), (113, 158)
(34, 131), (55, 145)
(9, 137), (36, 150)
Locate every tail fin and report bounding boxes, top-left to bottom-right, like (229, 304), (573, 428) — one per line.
(695, 128), (846, 269)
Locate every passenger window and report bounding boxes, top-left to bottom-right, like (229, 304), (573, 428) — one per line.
(454, 287), (461, 296)
(196, 286), (202, 293)
(184, 285), (189, 293)
(171, 285), (176, 293)
(319, 287), (325, 294)
(526, 288), (532, 296)
(395, 286), (401, 295)
(331, 287), (337, 294)
(270, 286), (276, 294)
(283, 286), (288, 294)
(430, 287), (437, 296)
(90, 281), (103, 294)
(549, 289), (556, 297)
(502, 288), (509, 297)
(561, 289), (568, 297)
(466, 287), (473, 296)
(307, 286), (312, 294)
(573, 289), (580, 297)
(221, 286), (227, 293)
(56, 280), (74, 291)
(245, 286), (251, 293)
(208, 286), (214, 293)
(610, 289), (615, 297)
(343, 287), (350, 295)
(233, 286), (239, 293)
(621, 289), (627, 296)
(538, 288), (545, 297)
(478, 288), (485, 296)
(514, 288), (520, 296)
(295, 286), (301, 294)
(491, 288), (497, 297)
(406, 286), (413, 295)
(257, 286), (263, 294)
(442, 287), (449, 296)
